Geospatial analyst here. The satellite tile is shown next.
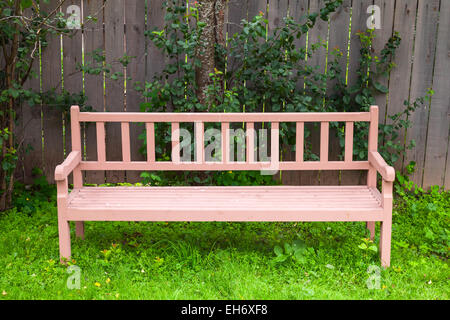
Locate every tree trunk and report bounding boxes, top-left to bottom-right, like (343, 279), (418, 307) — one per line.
(195, 0), (225, 109)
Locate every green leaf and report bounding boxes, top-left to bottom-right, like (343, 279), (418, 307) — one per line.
(374, 82), (389, 93)
(21, 0), (33, 9)
(274, 245), (283, 257)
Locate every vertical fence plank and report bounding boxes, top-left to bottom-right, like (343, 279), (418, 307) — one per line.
(21, 51), (42, 184)
(386, 0), (418, 171)
(372, 0), (395, 125)
(347, 0), (372, 89)
(304, 0), (328, 185)
(405, 0), (440, 186)
(227, 0), (249, 86)
(289, 0), (309, 92)
(247, 0), (267, 20)
(327, 0), (351, 94)
(9, 43), (24, 182)
(307, 0), (329, 71)
(125, 0), (146, 182)
(84, 0), (105, 184)
(281, 0), (309, 186)
(341, 0), (372, 185)
(423, 0), (450, 189)
(62, 0), (83, 186)
(323, 0), (351, 185)
(268, 0), (288, 32)
(41, 1), (64, 183)
(147, 0), (166, 82)
(227, 0), (247, 37)
(104, 0), (125, 183)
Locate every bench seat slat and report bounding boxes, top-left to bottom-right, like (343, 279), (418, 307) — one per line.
(66, 186), (383, 222)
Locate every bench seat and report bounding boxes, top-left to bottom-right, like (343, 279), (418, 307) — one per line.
(66, 186), (384, 222)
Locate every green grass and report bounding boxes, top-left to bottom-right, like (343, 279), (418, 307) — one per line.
(0, 187), (448, 300)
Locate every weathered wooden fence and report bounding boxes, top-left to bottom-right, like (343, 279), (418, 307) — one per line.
(14, 0), (450, 189)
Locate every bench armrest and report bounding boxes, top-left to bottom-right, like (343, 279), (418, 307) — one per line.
(55, 151), (81, 181)
(368, 151), (395, 182)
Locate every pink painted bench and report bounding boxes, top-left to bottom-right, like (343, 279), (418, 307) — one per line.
(55, 105), (394, 267)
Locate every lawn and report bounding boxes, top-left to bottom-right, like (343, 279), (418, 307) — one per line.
(0, 184), (448, 300)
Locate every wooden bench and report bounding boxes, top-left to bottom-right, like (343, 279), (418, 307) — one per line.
(55, 105), (395, 267)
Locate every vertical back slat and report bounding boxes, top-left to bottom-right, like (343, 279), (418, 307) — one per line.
(222, 123), (230, 163)
(195, 122), (204, 163)
(246, 122), (255, 163)
(345, 121), (354, 163)
(96, 122), (106, 163)
(171, 122), (180, 163)
(121, 122), (131, 162)
(296, 122), (304, 162)
(146, 123), (155, 163)
(320, 122), (329, 162)
(367, 106), (379, 187)
(368, 106), (379, 152)
(271, 122), (280, 163)
(71, 106), (83, 187)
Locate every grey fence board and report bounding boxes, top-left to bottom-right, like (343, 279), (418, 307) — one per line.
(405, 0), (440, 185)
(422, 0), (450, 188)
(83, 0), (106, 185)
(104, 0), (125, 183)
(41, 2), (64, 183)
(62, 0), (83, 185)
(387, 0), (418, 171)
(373, 0), (395, 126)
(146, 0), (165, 82)
(125, 0), (147, 182)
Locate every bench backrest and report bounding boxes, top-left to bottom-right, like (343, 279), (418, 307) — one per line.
(70, 105), (379, 175)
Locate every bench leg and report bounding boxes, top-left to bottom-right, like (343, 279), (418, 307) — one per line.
(366, 222), (375, 240)
(75, 221), (85, 240)
(379, 217), (391, 268)
(58, 219), (71, 264)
